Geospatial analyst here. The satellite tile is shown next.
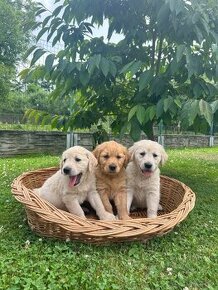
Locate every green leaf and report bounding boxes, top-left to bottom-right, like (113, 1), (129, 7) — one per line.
(199, 99), (213, 125)
(35, 8), (47, 17)
(164, 97), (173, 112)
(128, 105), (138, 121)
(174, 98), (182, 108)
(52, 5), (62, 17)
(189, 100), (200, 125)
(23, 45), (37, 59)
(176, 44), (185, 62)
(136, 105), (146, 124)
(19, 68), (30, 79)
(36, 27), (49, 41)
(139, 70), (153, 91)
(45, 54), (55, 72)
(42, 15), (52, 27)
(130, 119), (141, 141)
(119, 60), (135, 74)
(156, 99), (164, 118)
(100, 57), (110, 77)
(30, 49), (46, 66)
(109, 62), (117, 78)
(79, 70), (90, 86)
(211, 100), (218, 114)
(129, 61), (142, 76)
(149, 106), (156, 121)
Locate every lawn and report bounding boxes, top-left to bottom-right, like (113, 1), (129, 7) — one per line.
(0, 147), (217, 290)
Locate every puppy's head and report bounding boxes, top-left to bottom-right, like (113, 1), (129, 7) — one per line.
(129, 140), (168, 177)
(60, 146), (97, 188)
(93, 141), (129, 175)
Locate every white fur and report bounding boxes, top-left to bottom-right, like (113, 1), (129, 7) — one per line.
(35, 146), (116, 221)
(126, 140), (168, 218)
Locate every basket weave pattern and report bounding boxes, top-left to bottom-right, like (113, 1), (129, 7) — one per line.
(11, 167), (195, 244)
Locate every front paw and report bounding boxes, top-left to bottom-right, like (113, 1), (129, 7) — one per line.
(158, 204), (163, 211)
(119, 214), (132, 220)
(100, 212), (116, 221)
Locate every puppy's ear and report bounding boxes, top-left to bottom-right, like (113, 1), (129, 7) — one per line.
(128, 144), (136, 161)
(92, 144), (102, 160)
(160, 146), (168, 166)
(60, 153), (65, 173)
(87, 152), (98, 172)
(124, 148), (130, 167)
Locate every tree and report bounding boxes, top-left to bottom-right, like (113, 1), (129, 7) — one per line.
(23, 0), (218, 139)
(0, 0), (36, 99)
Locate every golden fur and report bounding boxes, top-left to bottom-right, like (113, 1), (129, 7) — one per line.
(34, 146), (116, 220)
(93, 140), (130, 220)
(126, 140), (168, 218)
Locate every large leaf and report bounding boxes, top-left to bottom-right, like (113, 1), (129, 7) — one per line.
(128, 105), (138, 121)
(139, 70), (153, 91)
(119, 60), (135, 74)
(176, 44), (185, 62)
(100, 57), (110, 77)
(136, 105), (146, 124)
(79, 70), (90, 86)
(199, 99), (213, 125)
(30, 49), (46, 66)
(45, 54), (55, 72)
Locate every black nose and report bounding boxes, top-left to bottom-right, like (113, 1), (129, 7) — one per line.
(63, 167), (71, 175)
(144, 162), (152, 169)
(109, 164), (116, 171)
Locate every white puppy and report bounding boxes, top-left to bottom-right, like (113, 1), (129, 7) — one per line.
(126, 140), (168, 218)
(35, 146), (116, 220)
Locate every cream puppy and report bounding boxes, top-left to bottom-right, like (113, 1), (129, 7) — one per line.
(35, 146), (116, 220)
(126, 140), (168, 218)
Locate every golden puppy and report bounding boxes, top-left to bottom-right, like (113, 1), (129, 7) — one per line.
(35, 146), (116, 220)
(93, 140), (130, 220)
(126, 140), (168, 218)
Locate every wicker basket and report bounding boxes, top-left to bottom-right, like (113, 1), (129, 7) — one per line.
(11, 167), (195, 244)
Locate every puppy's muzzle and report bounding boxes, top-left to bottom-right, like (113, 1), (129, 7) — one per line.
(108, 164), (117, 172)
(63, 167), (71, 175)
(144, 162), (152, 170)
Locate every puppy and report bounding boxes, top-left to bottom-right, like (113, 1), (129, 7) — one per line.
(35, 146), (116, 220)
(126, 140), (168, 218)
(93, 141), (130, 220)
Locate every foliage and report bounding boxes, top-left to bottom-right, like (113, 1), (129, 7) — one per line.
(0, 84), (71, 117)
(23, 0), (218, 140)
(0, 0), (36, 98)
(0, 147), (218, 289)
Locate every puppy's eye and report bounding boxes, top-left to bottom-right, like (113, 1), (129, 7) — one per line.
(103, 154), (109, 159)
(63, 158), (67, 162)
(140, 152), (146, 157)
(75, 157), (81, 162)
(117, 155), (122, 159)
(153, 153), (158, 158)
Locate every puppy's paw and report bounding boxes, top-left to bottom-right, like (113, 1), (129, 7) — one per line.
(101, 212), (116, 221)
(158, 204), (163, 211)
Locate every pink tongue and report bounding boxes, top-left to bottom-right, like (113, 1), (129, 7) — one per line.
(143, 171), (152, 177)
(69, 176), (77, 188)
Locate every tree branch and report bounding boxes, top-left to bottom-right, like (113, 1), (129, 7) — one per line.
(155, 35), (163, 76)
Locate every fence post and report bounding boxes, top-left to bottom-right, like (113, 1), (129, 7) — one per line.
(209, 121), (214, 147)
(66, 132), (78, 148)
(158, 120), (165, 146)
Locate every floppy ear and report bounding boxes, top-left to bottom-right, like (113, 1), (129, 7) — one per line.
(160, 146), (168, 166)
(124, 148), (130, 167)
(87, 151), (98, 172)
(60, 153), (65, 173)
(92, 144), (102, 161)
(128, 144), (136, 161)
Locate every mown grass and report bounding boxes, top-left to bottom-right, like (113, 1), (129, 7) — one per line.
(0, 147), (217, 290)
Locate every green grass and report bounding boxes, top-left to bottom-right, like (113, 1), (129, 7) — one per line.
(0, 147), (217, 290)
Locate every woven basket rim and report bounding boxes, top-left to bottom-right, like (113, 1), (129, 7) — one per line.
(11, 167), (196, 242)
